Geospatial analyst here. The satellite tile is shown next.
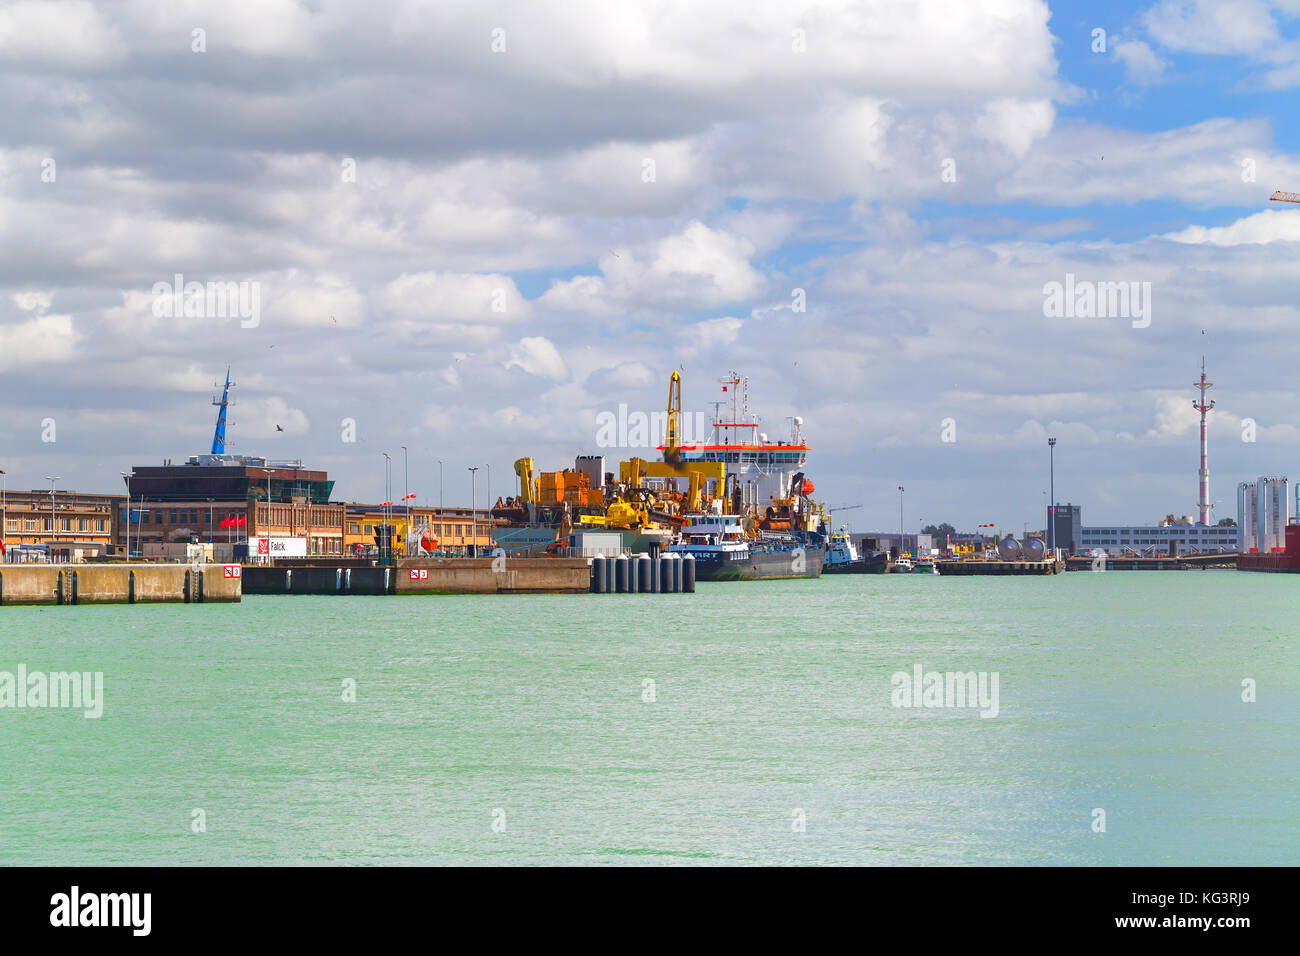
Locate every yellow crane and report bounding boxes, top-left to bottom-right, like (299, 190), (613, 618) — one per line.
(664, 370), (683, 467)
(513, 457), (537, 503)
(1269, 190), (1300, 203)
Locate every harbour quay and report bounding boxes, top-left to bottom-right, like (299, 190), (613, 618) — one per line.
(0, 563), (242, 605)
(242, 557), (594, 595)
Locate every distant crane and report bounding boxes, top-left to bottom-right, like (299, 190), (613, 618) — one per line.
(820, 502), (862, 532)
(1269, 190), (1299, 203)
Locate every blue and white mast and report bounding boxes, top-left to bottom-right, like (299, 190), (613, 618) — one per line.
(211, 366), (233, 454)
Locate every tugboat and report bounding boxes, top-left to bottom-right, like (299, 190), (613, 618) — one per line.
(891, 555), (914, 573)
(669, 513), (824, 580)
(822, 529), (890, 574)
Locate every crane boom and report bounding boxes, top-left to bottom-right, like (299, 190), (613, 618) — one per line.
(664, 370), (682, 467)
(1269, 190), (1300, 203)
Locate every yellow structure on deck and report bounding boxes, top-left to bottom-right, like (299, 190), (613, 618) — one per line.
(513, 458), (537, 503)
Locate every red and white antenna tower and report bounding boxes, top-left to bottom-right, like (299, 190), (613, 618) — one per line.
(1193, 356), (1215, 525)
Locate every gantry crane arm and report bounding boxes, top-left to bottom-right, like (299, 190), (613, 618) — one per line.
(1269, 190), (1300, 203)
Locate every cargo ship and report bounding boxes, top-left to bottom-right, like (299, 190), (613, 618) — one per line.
(659, 372), (822, 539)
(1236, 523), (1300, 572)
(668, 513), (824, 580)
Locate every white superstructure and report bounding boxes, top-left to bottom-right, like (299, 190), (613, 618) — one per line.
(658, 372), (810, 513)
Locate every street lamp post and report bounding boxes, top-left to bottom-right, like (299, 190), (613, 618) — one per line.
(897, 485), (904, 555)
(1048, 438), (1057, 556)
(261, 468), (274, 550)
(402, 445), (409, 557)
(120, 471), (134, 562)
(468, 466), (479, 557)
(438, 459), (444, 544)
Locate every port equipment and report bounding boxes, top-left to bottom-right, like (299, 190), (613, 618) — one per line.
(618, 456), (724, 488)
(665, 371), (683, 467)
(1269, 190), (1300, 203)
(513, 457), (538, 507)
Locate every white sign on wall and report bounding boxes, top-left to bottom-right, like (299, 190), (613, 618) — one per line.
(252, 536), (307, 557)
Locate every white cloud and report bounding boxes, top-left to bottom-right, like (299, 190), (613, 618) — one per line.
(1142, 0), (1280, 55)
(975, 98), (1055, 157)
(1163, 209), (1300, 245)
(681, 317), (743, 357)
(505, 336), (568, 381)
(0, 1), (121, 67)
(0, 313), (77, 368)
(1114, 39), (1168, 85)
(379, 272), (530, 326)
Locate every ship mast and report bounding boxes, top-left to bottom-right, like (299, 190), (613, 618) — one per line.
(210, 366), (235, 455)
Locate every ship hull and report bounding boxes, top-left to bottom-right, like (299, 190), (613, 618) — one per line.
(690, 546), (825, 581)
(1237, 553), (1300, 572)
(823, 551), (890, 574)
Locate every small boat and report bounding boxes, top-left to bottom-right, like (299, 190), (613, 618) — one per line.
(892, 556), (914, 573)
(914, 555), (937, 574)
(823, 530), (891, 574)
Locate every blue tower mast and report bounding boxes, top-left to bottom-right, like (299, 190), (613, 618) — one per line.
(211, 367), (233, 454)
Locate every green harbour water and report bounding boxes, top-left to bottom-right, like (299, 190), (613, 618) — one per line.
(0, 571), (1296, 866)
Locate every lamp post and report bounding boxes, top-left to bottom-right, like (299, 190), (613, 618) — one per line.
(468, 466), (479, 557)
(401, 445), (409, 557)
(0, 468), (6, 563)
(120, 471), (134, 562)
(1048, 438), (1057, 556)
(897, 485), (904, 555)
(261, 468), (274, 549)
(438, 459), (444, 544)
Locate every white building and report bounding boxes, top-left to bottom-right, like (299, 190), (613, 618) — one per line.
(1079, 523), (1238, 555)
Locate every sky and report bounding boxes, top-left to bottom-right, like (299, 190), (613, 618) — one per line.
(2, 0), (1299, 533)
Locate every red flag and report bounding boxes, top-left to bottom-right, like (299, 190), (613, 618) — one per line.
(239, 515), (247, 526)
(0, 538), (6, 556)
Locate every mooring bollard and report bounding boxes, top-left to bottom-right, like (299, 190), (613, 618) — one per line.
(682, 554), (695, 592)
